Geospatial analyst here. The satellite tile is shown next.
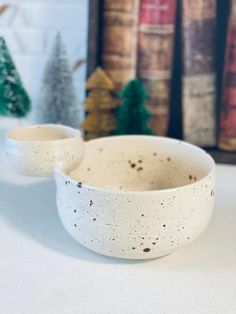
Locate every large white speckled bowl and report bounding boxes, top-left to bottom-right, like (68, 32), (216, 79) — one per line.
(5, 124), (84, 176)
(55, 135), (215, 260)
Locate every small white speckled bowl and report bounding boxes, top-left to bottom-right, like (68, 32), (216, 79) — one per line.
(5, 124), (84, 176)
(55, 135), (215, 260)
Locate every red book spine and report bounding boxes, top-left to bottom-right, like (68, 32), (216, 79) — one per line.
(137, 0), (177, 135)
(140, 0), (176, 24)
(219, 0), (236, 151)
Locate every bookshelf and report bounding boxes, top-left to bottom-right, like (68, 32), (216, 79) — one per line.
(86, 1), (236, 165)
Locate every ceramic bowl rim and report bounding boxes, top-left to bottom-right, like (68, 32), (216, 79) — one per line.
(5, 124), (82, 145)
(55, 135), (216, 195)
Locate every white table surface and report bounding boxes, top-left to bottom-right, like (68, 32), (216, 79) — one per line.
(0, 123), (236, 314)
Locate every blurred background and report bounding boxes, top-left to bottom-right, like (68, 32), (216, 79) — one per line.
(0, 0), (88, 107)
(0, 0), (235, 163)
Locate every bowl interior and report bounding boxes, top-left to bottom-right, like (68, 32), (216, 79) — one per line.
(68, 136), (214, 191)
(7, 124), (80, 142)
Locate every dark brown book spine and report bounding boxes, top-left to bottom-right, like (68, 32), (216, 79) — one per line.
(182, 0), (217, 146)
(101, 0), (140, 91)
(137, 0), (177, 135)
(87, 0), (101, 77)
(219, 0), (236, 151)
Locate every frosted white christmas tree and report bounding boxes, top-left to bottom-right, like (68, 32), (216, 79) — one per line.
(35, 32), (80, 127)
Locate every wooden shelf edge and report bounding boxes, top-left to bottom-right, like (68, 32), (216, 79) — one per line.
(206, 148), (236, 164)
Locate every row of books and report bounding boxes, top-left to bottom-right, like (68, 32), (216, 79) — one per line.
(97, 0), (236, 151)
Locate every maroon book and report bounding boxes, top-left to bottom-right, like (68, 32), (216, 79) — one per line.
(219, 0), (236, 151)
(137, 0), (177, 135)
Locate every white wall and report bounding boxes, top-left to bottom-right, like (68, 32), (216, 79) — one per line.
(0, 0), (89, 121)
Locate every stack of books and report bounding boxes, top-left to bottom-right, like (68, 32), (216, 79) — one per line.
(89, 0), (236, 154)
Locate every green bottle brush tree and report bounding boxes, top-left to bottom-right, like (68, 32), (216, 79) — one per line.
(0, 37), (31, 118)
(115, 79), (152, 135)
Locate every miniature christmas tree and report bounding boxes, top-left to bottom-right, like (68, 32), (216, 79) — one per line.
(0, 37), (31, 118)
(35, 32), (80, 127)
(81, 67), (119, 140)
(115, 79), (152, 135)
